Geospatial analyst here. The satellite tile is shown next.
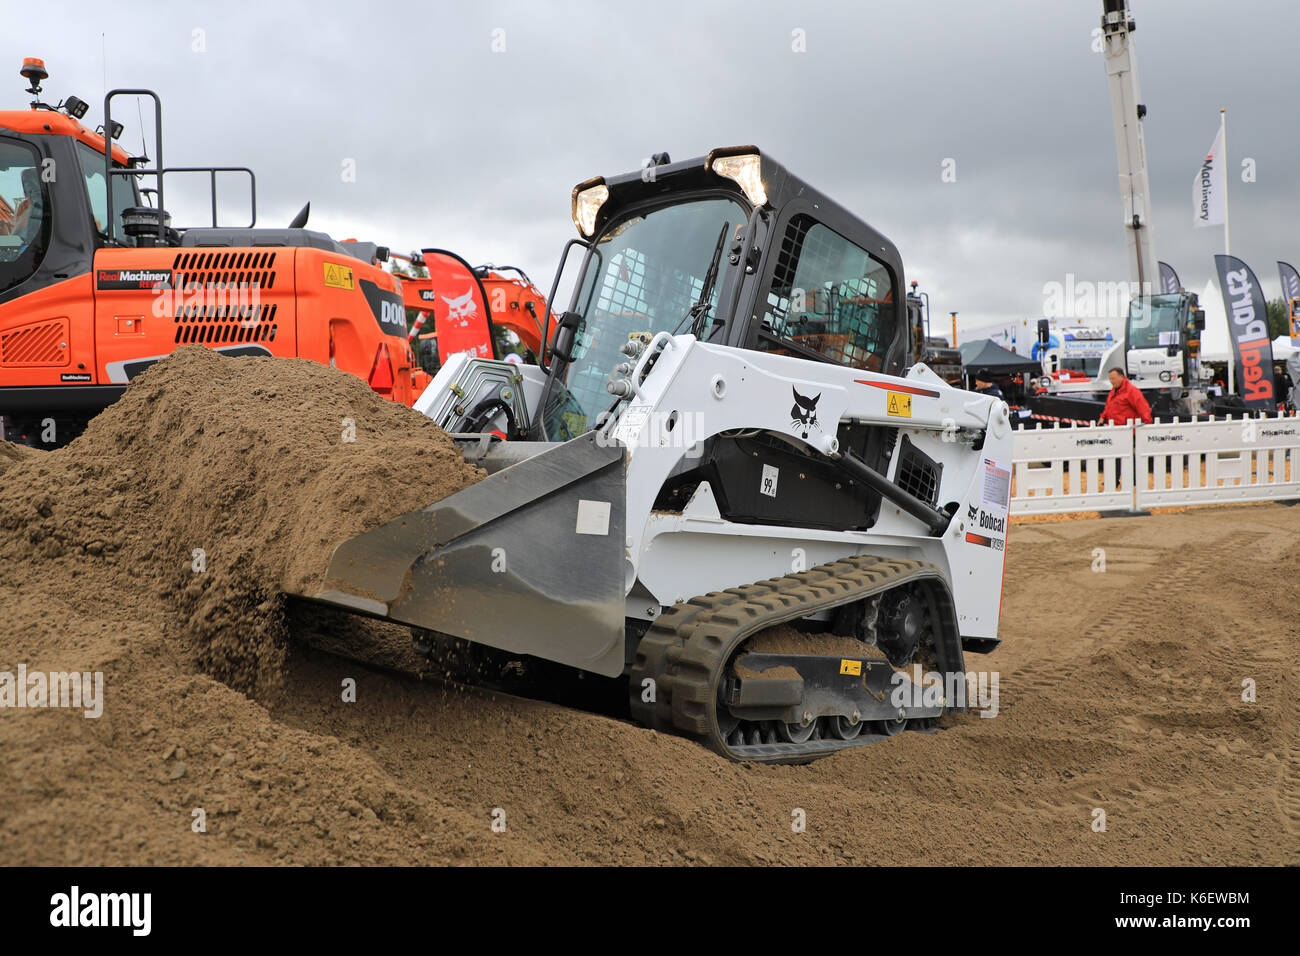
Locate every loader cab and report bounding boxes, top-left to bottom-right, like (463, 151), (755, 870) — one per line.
(544, 147), (909, 442)
(543, 148), (910, 532)
(548, 188), (750, 439)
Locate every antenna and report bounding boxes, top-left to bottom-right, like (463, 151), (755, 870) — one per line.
(136, 96), (147, 159)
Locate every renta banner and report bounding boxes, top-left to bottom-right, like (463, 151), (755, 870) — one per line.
(1158, 261), (1181, 295)
(1214, 254), (1277, 411)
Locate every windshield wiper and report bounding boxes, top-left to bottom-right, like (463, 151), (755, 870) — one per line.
(674, 220), (730, 338)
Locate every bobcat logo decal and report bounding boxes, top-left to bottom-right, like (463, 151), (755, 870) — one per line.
(967, 503), (979, 522)
(440, 288), (479, 327)
(791, 387), (820, 439)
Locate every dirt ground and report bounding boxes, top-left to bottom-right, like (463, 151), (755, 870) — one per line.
(2, 349), (1297, 865)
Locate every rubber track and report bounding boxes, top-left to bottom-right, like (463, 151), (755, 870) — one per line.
(629, 555), (956, 764)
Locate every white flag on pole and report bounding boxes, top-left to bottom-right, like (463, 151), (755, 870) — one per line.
(1193, 125), (1225, 228)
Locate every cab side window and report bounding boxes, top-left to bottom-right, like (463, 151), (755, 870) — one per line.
(76, 141), (134, 239)
(0, 137), (51, 293)
(78, 142), (109, 234)
(758, 214), (894, 371)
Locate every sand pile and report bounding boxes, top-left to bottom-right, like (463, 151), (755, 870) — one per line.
(0, 349), (511, 865)
(1, 349), (1297, 865)
(0, 346), (482, 693)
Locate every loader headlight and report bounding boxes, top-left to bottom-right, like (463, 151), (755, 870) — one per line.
(571, 178), (609, 238)
(707, 147), (767, 207)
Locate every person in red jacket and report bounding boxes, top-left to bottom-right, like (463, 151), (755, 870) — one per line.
(1099, 368), (1153, 424)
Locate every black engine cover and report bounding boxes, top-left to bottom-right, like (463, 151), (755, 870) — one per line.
(656, 423), (892, 532)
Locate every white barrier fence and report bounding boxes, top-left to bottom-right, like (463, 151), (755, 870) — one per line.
(1011, 414), (1300, 515)
(1010, 422), (1134, 515)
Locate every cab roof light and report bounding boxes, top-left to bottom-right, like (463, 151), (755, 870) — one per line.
(571, 177), (608, 238)
(20, 57), (47, 94)
(706, 146), (767, 207)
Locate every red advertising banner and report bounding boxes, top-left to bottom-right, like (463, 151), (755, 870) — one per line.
(420, 249), (497, 364)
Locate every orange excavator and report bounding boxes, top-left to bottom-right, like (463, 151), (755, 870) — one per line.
(0, 58), (545, 445)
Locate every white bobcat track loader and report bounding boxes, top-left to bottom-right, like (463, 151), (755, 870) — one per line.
(306, 147), (1013, 763)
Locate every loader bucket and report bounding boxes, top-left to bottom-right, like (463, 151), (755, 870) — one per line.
(311, 433), (629, 677)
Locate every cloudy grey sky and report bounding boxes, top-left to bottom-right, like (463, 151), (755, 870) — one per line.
(17, 0), (1300, 331)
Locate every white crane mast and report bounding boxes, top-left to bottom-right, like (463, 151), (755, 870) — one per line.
(1100, 0), (1157, 293)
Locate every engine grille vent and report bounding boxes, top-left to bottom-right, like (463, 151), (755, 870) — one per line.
(0, 319), (69, 367)
(895, 434), (942, 506)
(170, 251), (279, 345)
(172, 250), (278, 288)
(173, 307), (278, 345)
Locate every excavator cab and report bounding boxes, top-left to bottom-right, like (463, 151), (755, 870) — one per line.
(0, 95), (138, 297)
(0, 146), (50, 293)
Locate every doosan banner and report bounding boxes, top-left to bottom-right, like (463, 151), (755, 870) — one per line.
(1214, 255), (1276, 411)
(1194, 126), (1225, 228)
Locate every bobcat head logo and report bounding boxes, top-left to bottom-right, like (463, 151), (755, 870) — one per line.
(967, 503), (978, 522)
(440, 288), (479, 327)
(791, 387), (820, 439)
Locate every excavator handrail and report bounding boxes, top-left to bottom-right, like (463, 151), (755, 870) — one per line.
(103, 89), (257, 243)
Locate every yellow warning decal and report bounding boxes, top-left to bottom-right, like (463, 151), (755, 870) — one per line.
(839, 659), (862, 676)
(886, 392), (912, 418)
(323, 262), (354, 290)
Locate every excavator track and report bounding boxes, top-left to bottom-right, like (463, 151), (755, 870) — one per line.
(629, 555), (964, 764)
